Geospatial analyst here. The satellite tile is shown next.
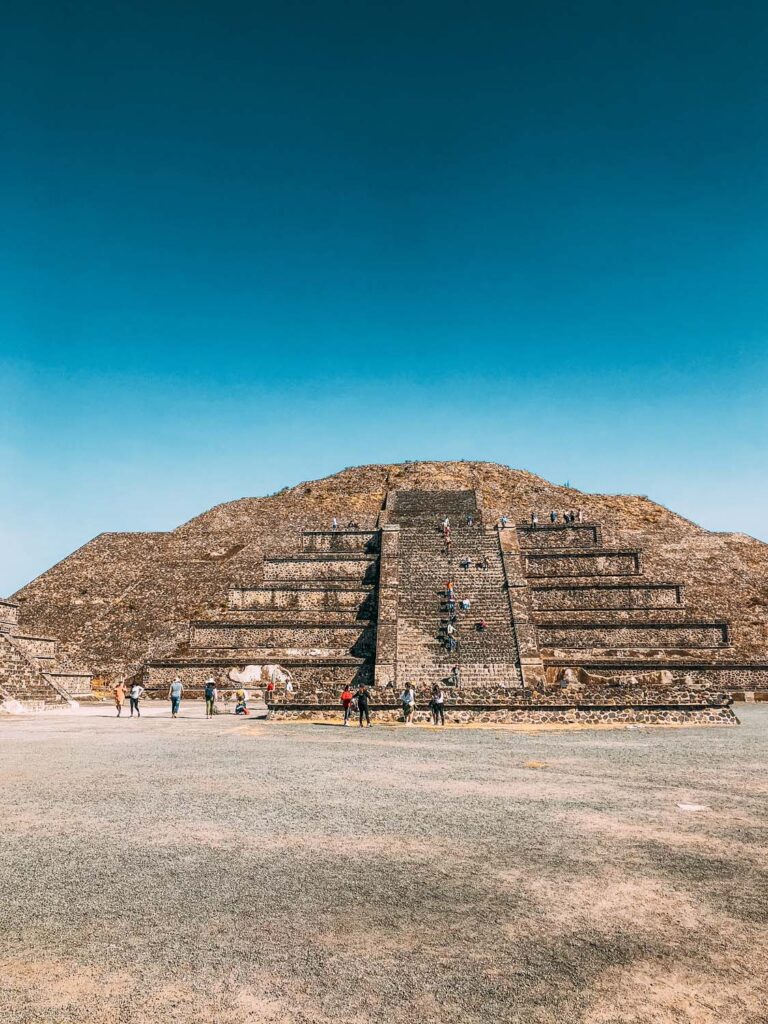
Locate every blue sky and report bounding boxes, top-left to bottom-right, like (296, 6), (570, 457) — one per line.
(2, 1), (767, 593)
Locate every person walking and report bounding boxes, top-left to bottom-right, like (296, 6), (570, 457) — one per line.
(499, 514), (509, 528)
(204, 677), (217, 719)
(401, 684), (415, 725)
(168, 676), (183, 718)
(340, 685), (354, 725)
(114, 681), (126, 717)
(531, 511), (538, 528)
(129, 681), (144, 717)
(331, 517), (338, 531)
(550, 510), (558, 523)
(431, 685), (445, 726)
(355, 685), (373, 727)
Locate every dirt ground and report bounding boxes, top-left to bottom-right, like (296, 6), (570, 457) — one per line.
(0, 702), (766, 1024)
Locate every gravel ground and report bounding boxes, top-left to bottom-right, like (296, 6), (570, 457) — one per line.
(1, 703), (766, 1024)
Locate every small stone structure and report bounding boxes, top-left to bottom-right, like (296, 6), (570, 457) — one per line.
(0, 598), (91, 708)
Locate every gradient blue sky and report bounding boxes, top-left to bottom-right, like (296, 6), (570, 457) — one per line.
(2, 1), (767, 593)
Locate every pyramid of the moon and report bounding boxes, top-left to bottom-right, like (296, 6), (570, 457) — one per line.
(11, 463), (768, 720)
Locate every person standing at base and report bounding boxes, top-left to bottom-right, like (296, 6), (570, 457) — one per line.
(355, 684), (372, 727)
(401, 684), (415, 725)
(431, 685), (445, 726)
(204, 677), (217, 719)
(169, 676), (183, 718)
(340, 685), (354, 725)
(129, 681), (144, 717)
(114, 681), (126, 717)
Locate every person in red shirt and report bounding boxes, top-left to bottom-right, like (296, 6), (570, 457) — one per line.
(340, 686), (354, 726)
(265, 680), (275, 702)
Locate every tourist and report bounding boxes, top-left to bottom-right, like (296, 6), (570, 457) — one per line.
(577, 509), (583, 523)
(340, 685), (354, 725)
(285, 678), (294, 694)
(114, 681), (126, 717)
(442, 516), (450, 530)
(460, 557), (471, 570)
(168, 676), (183, 718)
(446, 581), (455, 600)
(499, 514), (509, 528)
(444, 535), (452, 554)
(459, 598), (471, 612)
(129, 681), (144, 718)
(476, 620), (488, 632)
(401, 684), (415, 725)
(446, 597), (456, 613)
(550, 510), (558, 523)
(355, 684), (372, 727)
(265, 679), (275, 702)
(431, 685), (445, 726)
(204, 677), (217, 719)
(466, 514), (474, 527)
(531, 512), (538, 528)
(449, 666), (460, 688)
(478, 554), (489, 570)
(331, 517), (338, 531)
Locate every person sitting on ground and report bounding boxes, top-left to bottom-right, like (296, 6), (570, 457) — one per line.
(446, 598), (456, 612)
(340, 685), (354, 726)
(401, 684), (415, 725)
(477, 555), (490, 570)
(476, 620), (488, 632)
(203, 677), (217, 719)
(235, 694), (249, 715)
(459, 598), (471, 611)
(466, 515), (474, 526)
(114, 681), (126, 718)
(460, 557), (471, 570)
(431, 685), (445, 726)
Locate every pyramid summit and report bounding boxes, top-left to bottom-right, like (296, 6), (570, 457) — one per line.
(7, 461), (767, 720)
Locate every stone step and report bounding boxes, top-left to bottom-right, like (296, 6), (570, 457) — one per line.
(188, 621), (375, 653)
(523, 550), (642, 578)
(537, 621), (730, 650)
(300, 530), (378, 553)
(531, 582), (684, 611)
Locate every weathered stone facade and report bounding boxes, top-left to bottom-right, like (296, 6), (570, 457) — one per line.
(0, 597), (91, 706)
(11, 463), (768, 719)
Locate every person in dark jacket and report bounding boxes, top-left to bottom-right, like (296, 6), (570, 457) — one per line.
(355, 685), (373, 728)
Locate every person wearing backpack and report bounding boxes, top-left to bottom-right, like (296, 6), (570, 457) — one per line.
(204, 678), (217, 719)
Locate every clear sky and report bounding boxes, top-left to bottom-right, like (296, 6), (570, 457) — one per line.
(2, 1), (767, 594)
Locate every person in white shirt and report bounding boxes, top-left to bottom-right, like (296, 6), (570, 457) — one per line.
(285, 679), (294, 693)
(400, 685), (416, 725)
(431, 685), (445, 726)
(129, 683), (144, 718)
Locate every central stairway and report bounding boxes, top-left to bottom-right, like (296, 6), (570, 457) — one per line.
(388, 490), (521, 687)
